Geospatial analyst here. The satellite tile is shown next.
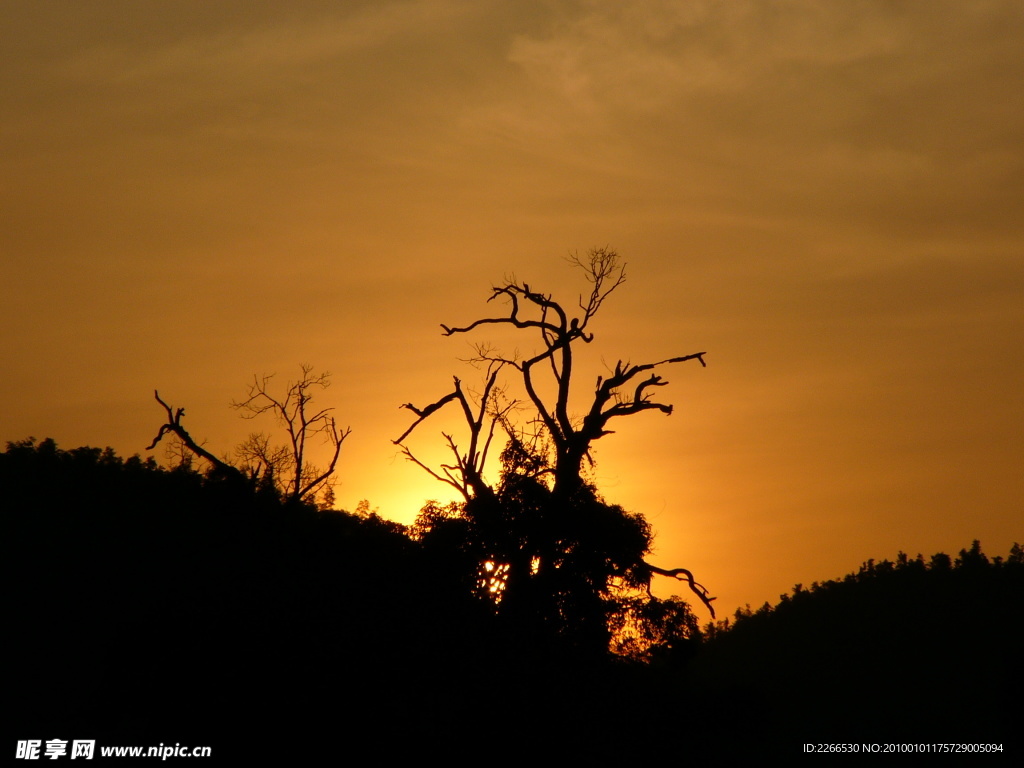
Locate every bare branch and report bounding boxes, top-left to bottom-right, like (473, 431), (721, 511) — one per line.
(394, 389), (461, 445)
(644, 563), (717, 619)
(294, 417), (350, 501)
(567, 247), (626, 331)
(394, 369), (503, 501)
(399, 443), (467, 497)
(147, 391), (240, 478)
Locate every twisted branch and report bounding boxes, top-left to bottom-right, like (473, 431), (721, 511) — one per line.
(146, 391), (240, 478)
(644, 563), (717, 619)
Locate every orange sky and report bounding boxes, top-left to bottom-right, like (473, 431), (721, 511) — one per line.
(3, 0), (1022, 619)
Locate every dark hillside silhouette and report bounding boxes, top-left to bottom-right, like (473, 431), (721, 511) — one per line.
(682, 542), (1023, 751)
(5, 439), (503, 758)
(3, 438), (696, 760)
(6, 438), (1021, 759)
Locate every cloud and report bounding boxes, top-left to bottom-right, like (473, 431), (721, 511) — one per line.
(475, 0), (1024, 238)
(48, 1), (479, 83)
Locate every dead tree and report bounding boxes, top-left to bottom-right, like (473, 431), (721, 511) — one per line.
(231, 365), (350, 504)
(395, 248), (715, 618)
(148, 365), (349, 506)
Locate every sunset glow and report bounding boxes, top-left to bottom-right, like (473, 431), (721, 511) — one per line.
(2, 0), (1021, 621)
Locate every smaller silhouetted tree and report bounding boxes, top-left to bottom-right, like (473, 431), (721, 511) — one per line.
(231, 365), (350, 506)
(148, 365), (349, 506)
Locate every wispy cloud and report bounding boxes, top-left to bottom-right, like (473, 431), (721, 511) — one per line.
(53, 1), (482, 84)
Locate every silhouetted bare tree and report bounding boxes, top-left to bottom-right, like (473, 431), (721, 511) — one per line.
(232, 365), (350, 506)
(148, 365), (349, 506)
(395, 249), (715, 647)
(400, 250), (706, 495)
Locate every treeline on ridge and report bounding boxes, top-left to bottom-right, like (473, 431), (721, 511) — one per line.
(6, 437), (1022, 758)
